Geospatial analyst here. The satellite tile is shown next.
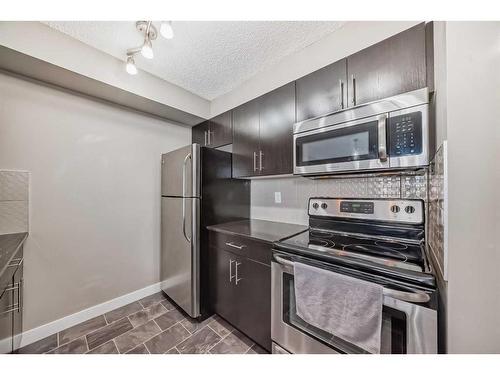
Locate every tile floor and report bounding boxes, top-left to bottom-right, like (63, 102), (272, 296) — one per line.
(17, 291), (267, 354)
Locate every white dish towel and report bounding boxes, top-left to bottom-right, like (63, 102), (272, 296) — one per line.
(294, 262), (384, 353)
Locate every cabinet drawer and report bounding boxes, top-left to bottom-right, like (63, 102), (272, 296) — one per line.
(209, 231), (271, 265)
(0, 248), (23, 299)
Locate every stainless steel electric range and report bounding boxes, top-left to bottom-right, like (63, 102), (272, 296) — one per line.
(271, 198), (438, 354)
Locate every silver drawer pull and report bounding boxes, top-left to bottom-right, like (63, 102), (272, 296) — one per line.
(273, 254), (430, 303)
(1, 304), (19, 315)
(8, 258), (23, 267)
(235, 262), (242, 285)
(225, 242), (245, 250)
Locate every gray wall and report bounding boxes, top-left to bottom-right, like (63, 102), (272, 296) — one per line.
(0, 72), (191, 331)
(443, 22), (500, 353)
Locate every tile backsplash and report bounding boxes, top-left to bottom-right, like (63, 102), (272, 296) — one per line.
(428, 142), (448, 281)
(0, 170), (29, 234)
(251, 173), (427, 225)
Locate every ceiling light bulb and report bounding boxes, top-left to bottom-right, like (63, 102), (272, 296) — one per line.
(126, 56), (138, 75)
(160, 21), (174, 39)
(141, 39), (154, 59)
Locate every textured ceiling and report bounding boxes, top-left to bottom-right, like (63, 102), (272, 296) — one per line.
(42, 21), (345, 100)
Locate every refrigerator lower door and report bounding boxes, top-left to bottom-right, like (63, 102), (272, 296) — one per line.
(161, 196), (200, 318)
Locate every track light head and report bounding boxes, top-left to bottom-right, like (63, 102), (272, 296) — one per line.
(160, 21), (174, 39)
(141, 38), (154, 59)
(126, 56), (138, 75)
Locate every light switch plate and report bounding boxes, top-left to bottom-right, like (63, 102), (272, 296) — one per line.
(274, 192), (282, 204)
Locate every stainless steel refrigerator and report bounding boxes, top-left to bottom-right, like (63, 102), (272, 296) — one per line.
(160, 144), (249, 319)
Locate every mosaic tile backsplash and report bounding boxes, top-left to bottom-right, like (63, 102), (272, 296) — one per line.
(0, 170), (29, 235)
(250, 173), (428, 225)
(428, 142), (448, 280)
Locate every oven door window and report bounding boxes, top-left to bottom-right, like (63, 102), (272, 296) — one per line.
(283, 273), (407, 354)
(295, 121), (380, 167)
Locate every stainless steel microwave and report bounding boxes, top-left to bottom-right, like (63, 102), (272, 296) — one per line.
(293, 88), (433, 176)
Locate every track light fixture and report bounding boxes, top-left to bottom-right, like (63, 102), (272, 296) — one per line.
(125, 21), (174, 75)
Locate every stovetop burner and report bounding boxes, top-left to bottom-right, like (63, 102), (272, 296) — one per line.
(282, 228), (425, 272)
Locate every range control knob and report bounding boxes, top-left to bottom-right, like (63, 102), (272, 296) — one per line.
(312, 202), (319, 210)
(390, 205), (400, 213)
(321, 203), (328, 209)
(405, 205), (415, 214)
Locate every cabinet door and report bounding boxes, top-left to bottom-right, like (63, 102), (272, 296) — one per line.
(0, 283), (14, 354)
(258, 82), (296, 176)
(296, 59), (347, 122)
(209, 111), (232, 148)
(209, 247), (238, 324)
(232, 99), (260, 177)
(236, 258), (271, 351)
(347, 23), (426, 106)
(192, 121), (209, 146)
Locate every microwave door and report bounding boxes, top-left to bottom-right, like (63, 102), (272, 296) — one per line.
(294, 115), (389, 175)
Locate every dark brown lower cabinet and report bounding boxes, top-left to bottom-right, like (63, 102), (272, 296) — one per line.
(209, 232), (271, 352)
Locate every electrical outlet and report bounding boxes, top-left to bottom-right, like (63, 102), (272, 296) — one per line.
(274, 192), (282, 204)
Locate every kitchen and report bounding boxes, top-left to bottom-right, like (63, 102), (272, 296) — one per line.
(1, 2), (499, 371)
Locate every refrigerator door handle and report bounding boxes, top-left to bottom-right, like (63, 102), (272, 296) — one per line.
(182, 153), (192, 243)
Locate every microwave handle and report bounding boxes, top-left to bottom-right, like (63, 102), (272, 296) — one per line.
(377, 115), (388, 162)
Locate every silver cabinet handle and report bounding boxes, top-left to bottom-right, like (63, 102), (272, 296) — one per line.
(235, 261), (242, 285)
(182, 153), (192, 243)
(207, 130), (212, 146)
(351, 74), (356, 106)
(339, 79), (344, 109)
(273, 254), (430, 303)
(8, 258), (23, 267)
(18, 278), (23, 312)
(204, 130), (207, 146)
(225, 242), (245, 250)
(377, 114), (388, 162)
(253, 151), (258, 172)
(229, 259), (235, 283)
(259, 150), (263, 171)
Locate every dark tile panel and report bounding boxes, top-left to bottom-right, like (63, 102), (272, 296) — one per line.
(160, 299), (176, 311)
(144, 323), (190, 354)
(46, 337), (87, 354)
(16, 334), (58, 354)
(154, 308), (185, 331)
(125, 344), (149, 354)
(138, 292), (167, 309)
(114, 320), (161, 354)
(246, 344), (269, 354)
(207, 316), (234, 338)
(209, 330), (254, 354)
(58, 315), (107, 346)
(87, 340), (119, 354)
(176, 326), (222, 354)
(180, 315), (214, 334)
(86, 317), (133, 350)
(128, 302), (167, 328)
(104, 302), (143, 324)
(165, 347), (180, 354)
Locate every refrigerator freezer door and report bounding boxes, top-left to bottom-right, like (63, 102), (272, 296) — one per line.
(161, 144), (200, 198)
(160, 196), (200, 318)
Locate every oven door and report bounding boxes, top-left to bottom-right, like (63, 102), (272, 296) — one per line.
(294, 114), (389, 175)
(271, 252), (437, 354)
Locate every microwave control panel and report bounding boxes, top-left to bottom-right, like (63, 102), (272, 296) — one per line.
(388, 111), (423, 156)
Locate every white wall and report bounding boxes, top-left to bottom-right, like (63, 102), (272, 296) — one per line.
(211, 21), (420, 116)
(0, 21), (211, 119)
(443, 22), (500, 353)
(0, 72), (191, 331)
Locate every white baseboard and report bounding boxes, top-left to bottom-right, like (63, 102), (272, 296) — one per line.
(19, 282), (162, 349)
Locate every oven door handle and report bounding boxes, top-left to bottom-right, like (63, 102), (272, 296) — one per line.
(273, 254), (430, 304)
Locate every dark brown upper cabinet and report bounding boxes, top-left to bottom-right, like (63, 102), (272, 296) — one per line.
(191, 111), (233, 148)
(296, 59), (348, 122)
(347, 23), (427, 107)
(192, 120), (209, 146)
(232, 82), (295, 178)
(209, 111), (232, 148)
(232, 98), (260, 178)
(258, 82), (295, 176)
